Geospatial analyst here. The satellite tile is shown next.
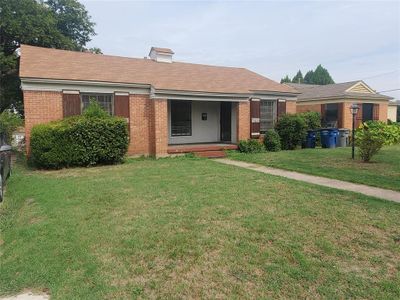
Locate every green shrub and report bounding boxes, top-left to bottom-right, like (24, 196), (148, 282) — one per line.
(83, 100), (110, 119)
(0, 110), (23, 144)
(238, 139), (264, 153)
(30, 115), (128, 169)
(264, 129), (281, 152)
(362, 121), (400, 145)
(356, 122), (385, 162)
(275, 114), (307, 150)
(298, 111), (321, 130)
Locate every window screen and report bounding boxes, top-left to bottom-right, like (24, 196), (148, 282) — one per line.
(260, 100), (276, 133)
(81, 94), (113, 115)
(171, 100), (192, 136)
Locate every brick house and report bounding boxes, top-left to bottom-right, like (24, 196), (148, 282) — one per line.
(19, 45), (299, 157)
(289, 81), (392, 129)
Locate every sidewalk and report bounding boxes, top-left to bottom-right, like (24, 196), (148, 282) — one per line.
(214, 158), (400, 203)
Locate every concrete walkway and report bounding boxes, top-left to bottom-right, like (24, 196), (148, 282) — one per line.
(214, 158), (400, 203)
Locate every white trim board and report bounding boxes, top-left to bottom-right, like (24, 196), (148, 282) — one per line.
(21, 78), (150, 95)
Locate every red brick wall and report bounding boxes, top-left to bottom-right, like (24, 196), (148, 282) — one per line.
(152, 98), (168, 157)
(342, 102), (388, 129)
(296, 103), (322, 114)
(378, 103), (388, 122)
(237, 101), (250, 141)
(128, 94), (153, 156)
(285, 100), (297, 114)
(23, 91), (63, 153)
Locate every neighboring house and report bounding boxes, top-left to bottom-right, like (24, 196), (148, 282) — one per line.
(388, 100), (399, 122)
(19, 45), (298, 157)
(288, 81), (392, 128)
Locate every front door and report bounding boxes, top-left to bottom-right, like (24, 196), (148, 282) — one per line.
(220, 102), (231, 142)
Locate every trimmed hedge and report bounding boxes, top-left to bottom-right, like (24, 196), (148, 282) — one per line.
(298, 111), (321, 130)
(238, 139), (264, 153)
(275, 114), (307, 150)
(30, 116), (129, 169)
(264, 129), (281, 152)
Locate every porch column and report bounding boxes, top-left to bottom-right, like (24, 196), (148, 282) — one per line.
(236, 101), (250, 141)
(152, 98), (168, 157)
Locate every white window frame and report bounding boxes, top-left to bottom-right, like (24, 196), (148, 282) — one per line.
(260, 100), (277, 133)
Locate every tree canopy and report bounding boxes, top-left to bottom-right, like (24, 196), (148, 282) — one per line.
(292, 70), (304, 84)
(281, 65), (335, 86)
(0, 0), (98, 113)
(280, 75), (291, 84)
(304, 70), (314, 84)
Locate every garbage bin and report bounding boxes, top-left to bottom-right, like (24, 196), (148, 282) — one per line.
(303, 130), (316, 148)
(337, 128), (350, 147)
(320, 128), (337, 148)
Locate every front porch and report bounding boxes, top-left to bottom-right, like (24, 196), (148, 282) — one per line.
(168, 100), (238, 146)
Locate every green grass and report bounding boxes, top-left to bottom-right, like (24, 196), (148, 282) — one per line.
(1, 157), (399, 299)
(228, 144), (400, 191)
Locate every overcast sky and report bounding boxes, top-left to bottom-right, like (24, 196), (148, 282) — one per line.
(82, 0), (400, 99)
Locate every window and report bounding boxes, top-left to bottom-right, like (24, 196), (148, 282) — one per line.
(324, 103), (338, 126)
(81, 94), (113, 115)
(362, 103), (374, 122)
(260, 100), (276, 133)
(171, 100), (192, 136)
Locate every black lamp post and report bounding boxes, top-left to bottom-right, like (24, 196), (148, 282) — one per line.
(350, 103), (359, 159)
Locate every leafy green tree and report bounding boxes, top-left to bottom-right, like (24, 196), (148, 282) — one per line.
(0, 0), (98, 114)
(312, 64), (334, 85)
(88, 47), (102, 54)
(46, 0), (96, 49)
(303, 70), (314, 84)
(280, 75), (291, 84)
(0, 109), (23, 143)
(292, 70), (303, 84)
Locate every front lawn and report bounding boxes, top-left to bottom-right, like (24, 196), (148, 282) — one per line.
(228, 144), (400, 191)
(1, 158), (399, 299)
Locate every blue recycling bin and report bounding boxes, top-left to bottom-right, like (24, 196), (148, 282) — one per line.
(320, 128), (338, 148)
(304, 130), (316, 148)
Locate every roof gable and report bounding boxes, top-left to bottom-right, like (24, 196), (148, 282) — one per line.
(346, 81), (375, 94)
(291, 81), (391, 101)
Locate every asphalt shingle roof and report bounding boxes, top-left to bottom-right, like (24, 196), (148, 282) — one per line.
(287, 82), (392, 101)
(20, 45), (297, 95)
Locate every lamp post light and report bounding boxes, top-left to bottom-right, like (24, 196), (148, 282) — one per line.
(350, 103), (359, 159)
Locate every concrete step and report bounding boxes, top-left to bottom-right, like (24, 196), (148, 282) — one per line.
(194, 150), (226, 158)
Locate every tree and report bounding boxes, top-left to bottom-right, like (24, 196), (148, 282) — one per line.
(45, 0), (96, 50)
(284, 66), (335, 85)
(88, 47), (102, 54)
(292, 70), (303, 84)
(0, 0), (98, 114)
(303, 70), (314, 84)
(280, 75), (291, 84)
(312, 64), (334, 85)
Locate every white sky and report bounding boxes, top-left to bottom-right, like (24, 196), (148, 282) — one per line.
(82, 0), (400, 99)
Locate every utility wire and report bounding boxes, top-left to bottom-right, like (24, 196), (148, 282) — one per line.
(361, 70), (400, 80)
(378, 88), (400, 93)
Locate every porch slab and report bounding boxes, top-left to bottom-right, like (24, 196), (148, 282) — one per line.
(167, 143), (238, 154)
